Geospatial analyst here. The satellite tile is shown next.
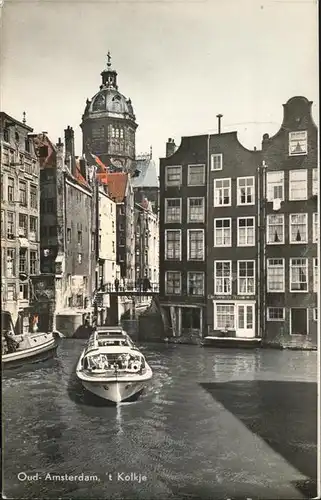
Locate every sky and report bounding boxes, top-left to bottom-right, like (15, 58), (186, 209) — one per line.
(0, 0), (319, 164)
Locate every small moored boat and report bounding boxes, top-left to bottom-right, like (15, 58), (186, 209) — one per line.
(76, 326), (153, 403)
(2, 311), (59, 370)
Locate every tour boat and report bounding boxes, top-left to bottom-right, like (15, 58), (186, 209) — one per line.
(76, 326), (153, 403)
(2, 311), (60, 370)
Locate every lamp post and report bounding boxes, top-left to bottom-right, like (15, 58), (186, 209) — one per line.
(257, 161), (267, 341)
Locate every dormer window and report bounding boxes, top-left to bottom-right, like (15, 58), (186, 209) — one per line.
(289, 131), (307, 156)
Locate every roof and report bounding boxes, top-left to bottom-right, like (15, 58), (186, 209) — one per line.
(84, 89), (135, 118)
(131, 157), (159, 188)
(105, 172), (128, 202)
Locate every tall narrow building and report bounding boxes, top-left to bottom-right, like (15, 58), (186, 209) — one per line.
(81, 53), (137, 173)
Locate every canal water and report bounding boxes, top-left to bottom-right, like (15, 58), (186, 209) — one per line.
(2, 340), (318, 500)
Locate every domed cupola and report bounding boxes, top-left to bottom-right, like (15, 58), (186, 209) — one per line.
(81, 52), (138, 172)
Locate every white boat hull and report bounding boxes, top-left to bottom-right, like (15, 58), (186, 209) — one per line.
(2, 334), (58, 369)
(82, 379), (146, 403)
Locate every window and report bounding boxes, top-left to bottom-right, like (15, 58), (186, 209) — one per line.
(19, 181), (27, 206)
(188, 165), (205, 186)
(313, 308), (318, 321)
(165, 229), (181, 260)
(165, 271), (181, 295)
(7, 249), (16, 277)
(237, 217), (255, 246)
(237, 177), (255, 205)
(211, 154), (223, 171)
(78, 253), (82, 264)
(3, 128), (9, 142)
(25, 137), (30, 152)
(7, 284), (15, 301)
(215, 303), (235, 330)
(187, 272), (205, 296)
(1, 210), (4, 237)
(67, 228), (71, 243)
(289, 170), (307, 200)
(165, 166), (182, 187)
(8, 177), (14, 203)
(290, 258), (308, 292)
(19, 248), (27, 273)
(19, 283), (29, 300)
(30, 251), (37, 275)
(188, 198), (204, 223)
(46, 199), (55, 213)
(76, 295), (83, 307)
(267, 171), (284, 201)
(312, 169), (318, 196)
(290, 213), (307, 243)
(214, 178), (231, 207)
(238, 261), (255, 295)
(289, 130), (307, 156)
(214, 261), (231, 295)
(313, 213), (318, 243)
(18, 214), (28, 237)
(165, 198), (181, 223)
(267, 215), (284, 244)
(214, 218), (231, 247)
(267, 259), (285, 292)
(188, 229), (204, 260)
(267, 308), (285, 321)
(78, 231), (82, 245)
(29, 216), (37, 241)
(314, 258), (318, 293)
(7, 212), (15, 238)
(30, 185), (37, 209)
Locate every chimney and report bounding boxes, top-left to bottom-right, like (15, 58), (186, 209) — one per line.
(166, 138), (176, 157)
(216, 114), (223, 134)
(79, 158), (87, 179)
(64, 126), (75, 160)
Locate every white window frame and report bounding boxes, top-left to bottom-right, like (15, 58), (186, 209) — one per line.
(266, 214), (284, 245)
(165, 271), (181, 295)
(187, 229), (205, 261)
(237, 176), (255, 206)
(267, 258), (285, 293)
(313, 213), (318, 243)
(290, 213), (308, 244)
(266, 171), (284, 202)
(289, 169), (308, 201)
(165, 229), (181, 261)
(187, 271), (205, 296)
(267, 307), (285, 321)
(213, 302), (235, 331)
(213, 178), (231, 207)
(313, 258), (318, 293)
(214, 218), (232, 247)
(214, 261), (232, 295)
(165, 198), (182, 224)
(187, 164), (205, 186)
(289, 130), (308, 156)
(237, 217), (255, 247)
(187, 197), (205, 223)
(237, 260), (255, 295)
(290, 258), (308, 293)
(211, 154), (223, 171)
(165, 166), (182, 187)
(312, 168), (318, 196)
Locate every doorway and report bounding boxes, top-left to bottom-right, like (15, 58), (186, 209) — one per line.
(290, 308), (308, 335)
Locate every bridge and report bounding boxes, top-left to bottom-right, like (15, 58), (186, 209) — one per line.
(95, 282), (160, 299)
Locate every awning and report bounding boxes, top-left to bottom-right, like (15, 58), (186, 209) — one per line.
(19, 238), (29, 248)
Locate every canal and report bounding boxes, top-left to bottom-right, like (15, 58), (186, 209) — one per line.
(2, 340), (318, 499)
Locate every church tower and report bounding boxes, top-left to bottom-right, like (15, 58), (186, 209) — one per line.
(81, 53), (138, 172)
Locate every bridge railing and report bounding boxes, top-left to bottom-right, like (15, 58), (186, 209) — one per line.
(98, 282), (159, 294)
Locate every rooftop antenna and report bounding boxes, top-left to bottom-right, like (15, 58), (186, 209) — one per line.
(22, 111), (26, 124)
(150, 145), (153, 159)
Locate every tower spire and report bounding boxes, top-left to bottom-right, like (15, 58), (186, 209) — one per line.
(107, 51), (111, 68)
